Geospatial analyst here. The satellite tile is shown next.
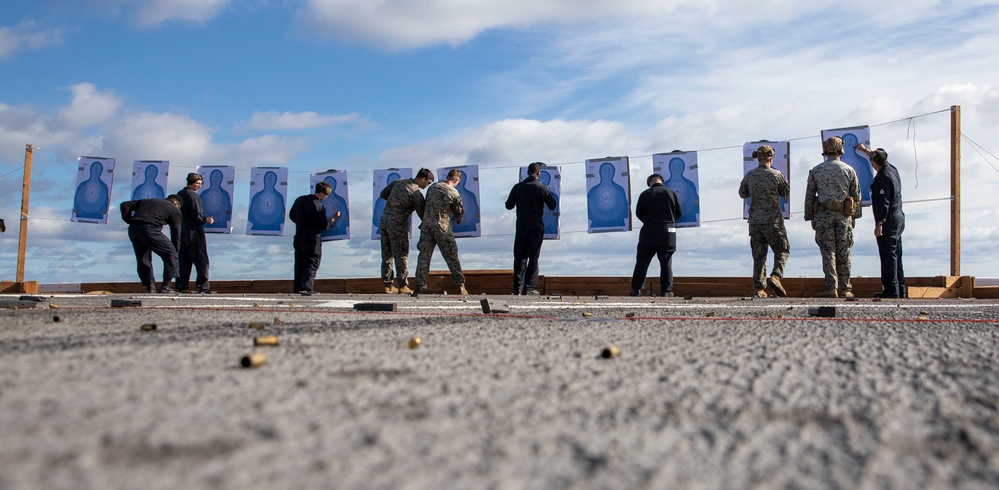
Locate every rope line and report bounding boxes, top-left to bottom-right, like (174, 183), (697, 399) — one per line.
(25, 108), (955, 175)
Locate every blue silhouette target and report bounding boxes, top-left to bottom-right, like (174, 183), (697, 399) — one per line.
(742, 141), (791, 220)
(372, 168), (413, 240)
(520, 165), (561, 240)
(131, 160), (168, 201)
(247, 167), (288, 236)
(311, 170), (351, 241)
(585, 157), (631, 233)
(72, 156), (115, 224)
(198, 166), (235, 234)
(436, 165), (481, 238)
(653, 151), (700, 228)
(822, 126), (873, 205)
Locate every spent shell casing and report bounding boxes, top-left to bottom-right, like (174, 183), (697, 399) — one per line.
(408, 337), (422, 349)
(241, 353), (267, 368)
(254, 336), (279, 346)
(601, 345), (621, 359)
(140, 323), (157, 331)
(248, 322), (266, 329)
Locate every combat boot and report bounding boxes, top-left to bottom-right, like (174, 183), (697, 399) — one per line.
(383, 284), (398, 294)
(767, 275), (786, 297)
(398, 285), (414, 295)
(816, 289), (838, 298)
(753, 289), (768, 298)
(839, 290), (854, 298)
(458, 284), (469, 295)
(410, 285), (422, 297)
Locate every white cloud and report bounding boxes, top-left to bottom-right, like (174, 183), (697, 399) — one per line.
(294, 0), (978, 50)
(58, 83), (123, 129)
(0, 21), (62, 59)
(382, 118), (643, 168)
(230, 135), (309, 165)
(131, 0), (234, 27)
(109, 112), (217, 165)
(238, 110), (364, 132)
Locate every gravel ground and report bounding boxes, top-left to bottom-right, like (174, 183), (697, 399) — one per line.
(1, 292), (998, 489)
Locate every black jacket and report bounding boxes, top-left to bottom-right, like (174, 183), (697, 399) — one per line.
(870, 162), (905, 237)
(505, 175), (557, 232)
(289, 194), (333, 253)
(177, 187), (207, 243)
(635, 183), (683, 243)
(120, 199), (182, 250)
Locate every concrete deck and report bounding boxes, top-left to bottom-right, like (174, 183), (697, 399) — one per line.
(2, 292), (998, 489)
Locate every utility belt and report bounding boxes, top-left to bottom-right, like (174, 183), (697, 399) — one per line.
(816, 197), (856, 217)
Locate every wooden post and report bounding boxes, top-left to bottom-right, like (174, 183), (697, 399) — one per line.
(16, 144), (32, 283)
(950, 106), (961, 277)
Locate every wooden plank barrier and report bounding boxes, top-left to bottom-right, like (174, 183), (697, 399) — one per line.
(43, 273), (985, 298)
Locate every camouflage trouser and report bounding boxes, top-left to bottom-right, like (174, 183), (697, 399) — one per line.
(414, 227), (464, 287)
(813, 211), (854, 292)
(749, 221), (789, 290)
(380, 219), (411, 287)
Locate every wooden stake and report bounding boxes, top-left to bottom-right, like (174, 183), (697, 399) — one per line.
(16, 144), (32, 283)
(950, 106), (961, 277)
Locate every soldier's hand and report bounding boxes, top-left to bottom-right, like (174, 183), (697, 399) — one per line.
(206, 216), (214, 224)
(851, 218), (856, 229)
(332, 211), (341, 221)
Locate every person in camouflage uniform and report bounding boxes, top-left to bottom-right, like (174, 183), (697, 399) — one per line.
(739, 145), (790, 298)
(804, 136), (862, 298)
(412, 169), (467, 296)
(379, 168), (434, 294)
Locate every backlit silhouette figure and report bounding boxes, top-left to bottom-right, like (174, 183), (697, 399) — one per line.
(665, 158), (699, 225)
(372, 172), (401, 237)
(540, 170), (560, 238)
(200, 169), (232, 231)
(132, 165), (165, 200)
(321, 176), (350, 239)
(248, 171), (285, 232)
(841, 133), (874, 202)
(452, 169), (479, 234)
(74, 161), (110, 221)
(587, 162), (629, 229)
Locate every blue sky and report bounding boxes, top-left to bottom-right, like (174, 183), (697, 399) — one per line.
(2, 0), (999, 286)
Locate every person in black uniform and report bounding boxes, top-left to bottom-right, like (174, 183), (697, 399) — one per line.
(176, 173), (215, 294)
(289, 181), (339, 295)
(120, 195), (183, 294)
(630, 174), (683, 297)
(857, 143), (906, 298)
(505, 162), (558, 295)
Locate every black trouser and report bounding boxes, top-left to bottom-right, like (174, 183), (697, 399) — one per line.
(630, 233), (676, 293)
(177, 236), (210, 291)
(876, 233), (905, 297)
(128, 223), (178, 287)
(293, 235), (322, 293)
(512, 228), (544, 293)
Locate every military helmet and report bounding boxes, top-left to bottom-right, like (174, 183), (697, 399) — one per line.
(752, 145), (775, 160)
(822, 136), (845, 156)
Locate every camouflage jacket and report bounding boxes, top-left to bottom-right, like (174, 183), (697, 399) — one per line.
(379, 178), (426, 224)
(804, 158), (862, 221)
(739, 165), (789, 225)
(421, 181), (464, 233)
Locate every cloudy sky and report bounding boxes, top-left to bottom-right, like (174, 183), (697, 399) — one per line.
(2, 0), (999, 287)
